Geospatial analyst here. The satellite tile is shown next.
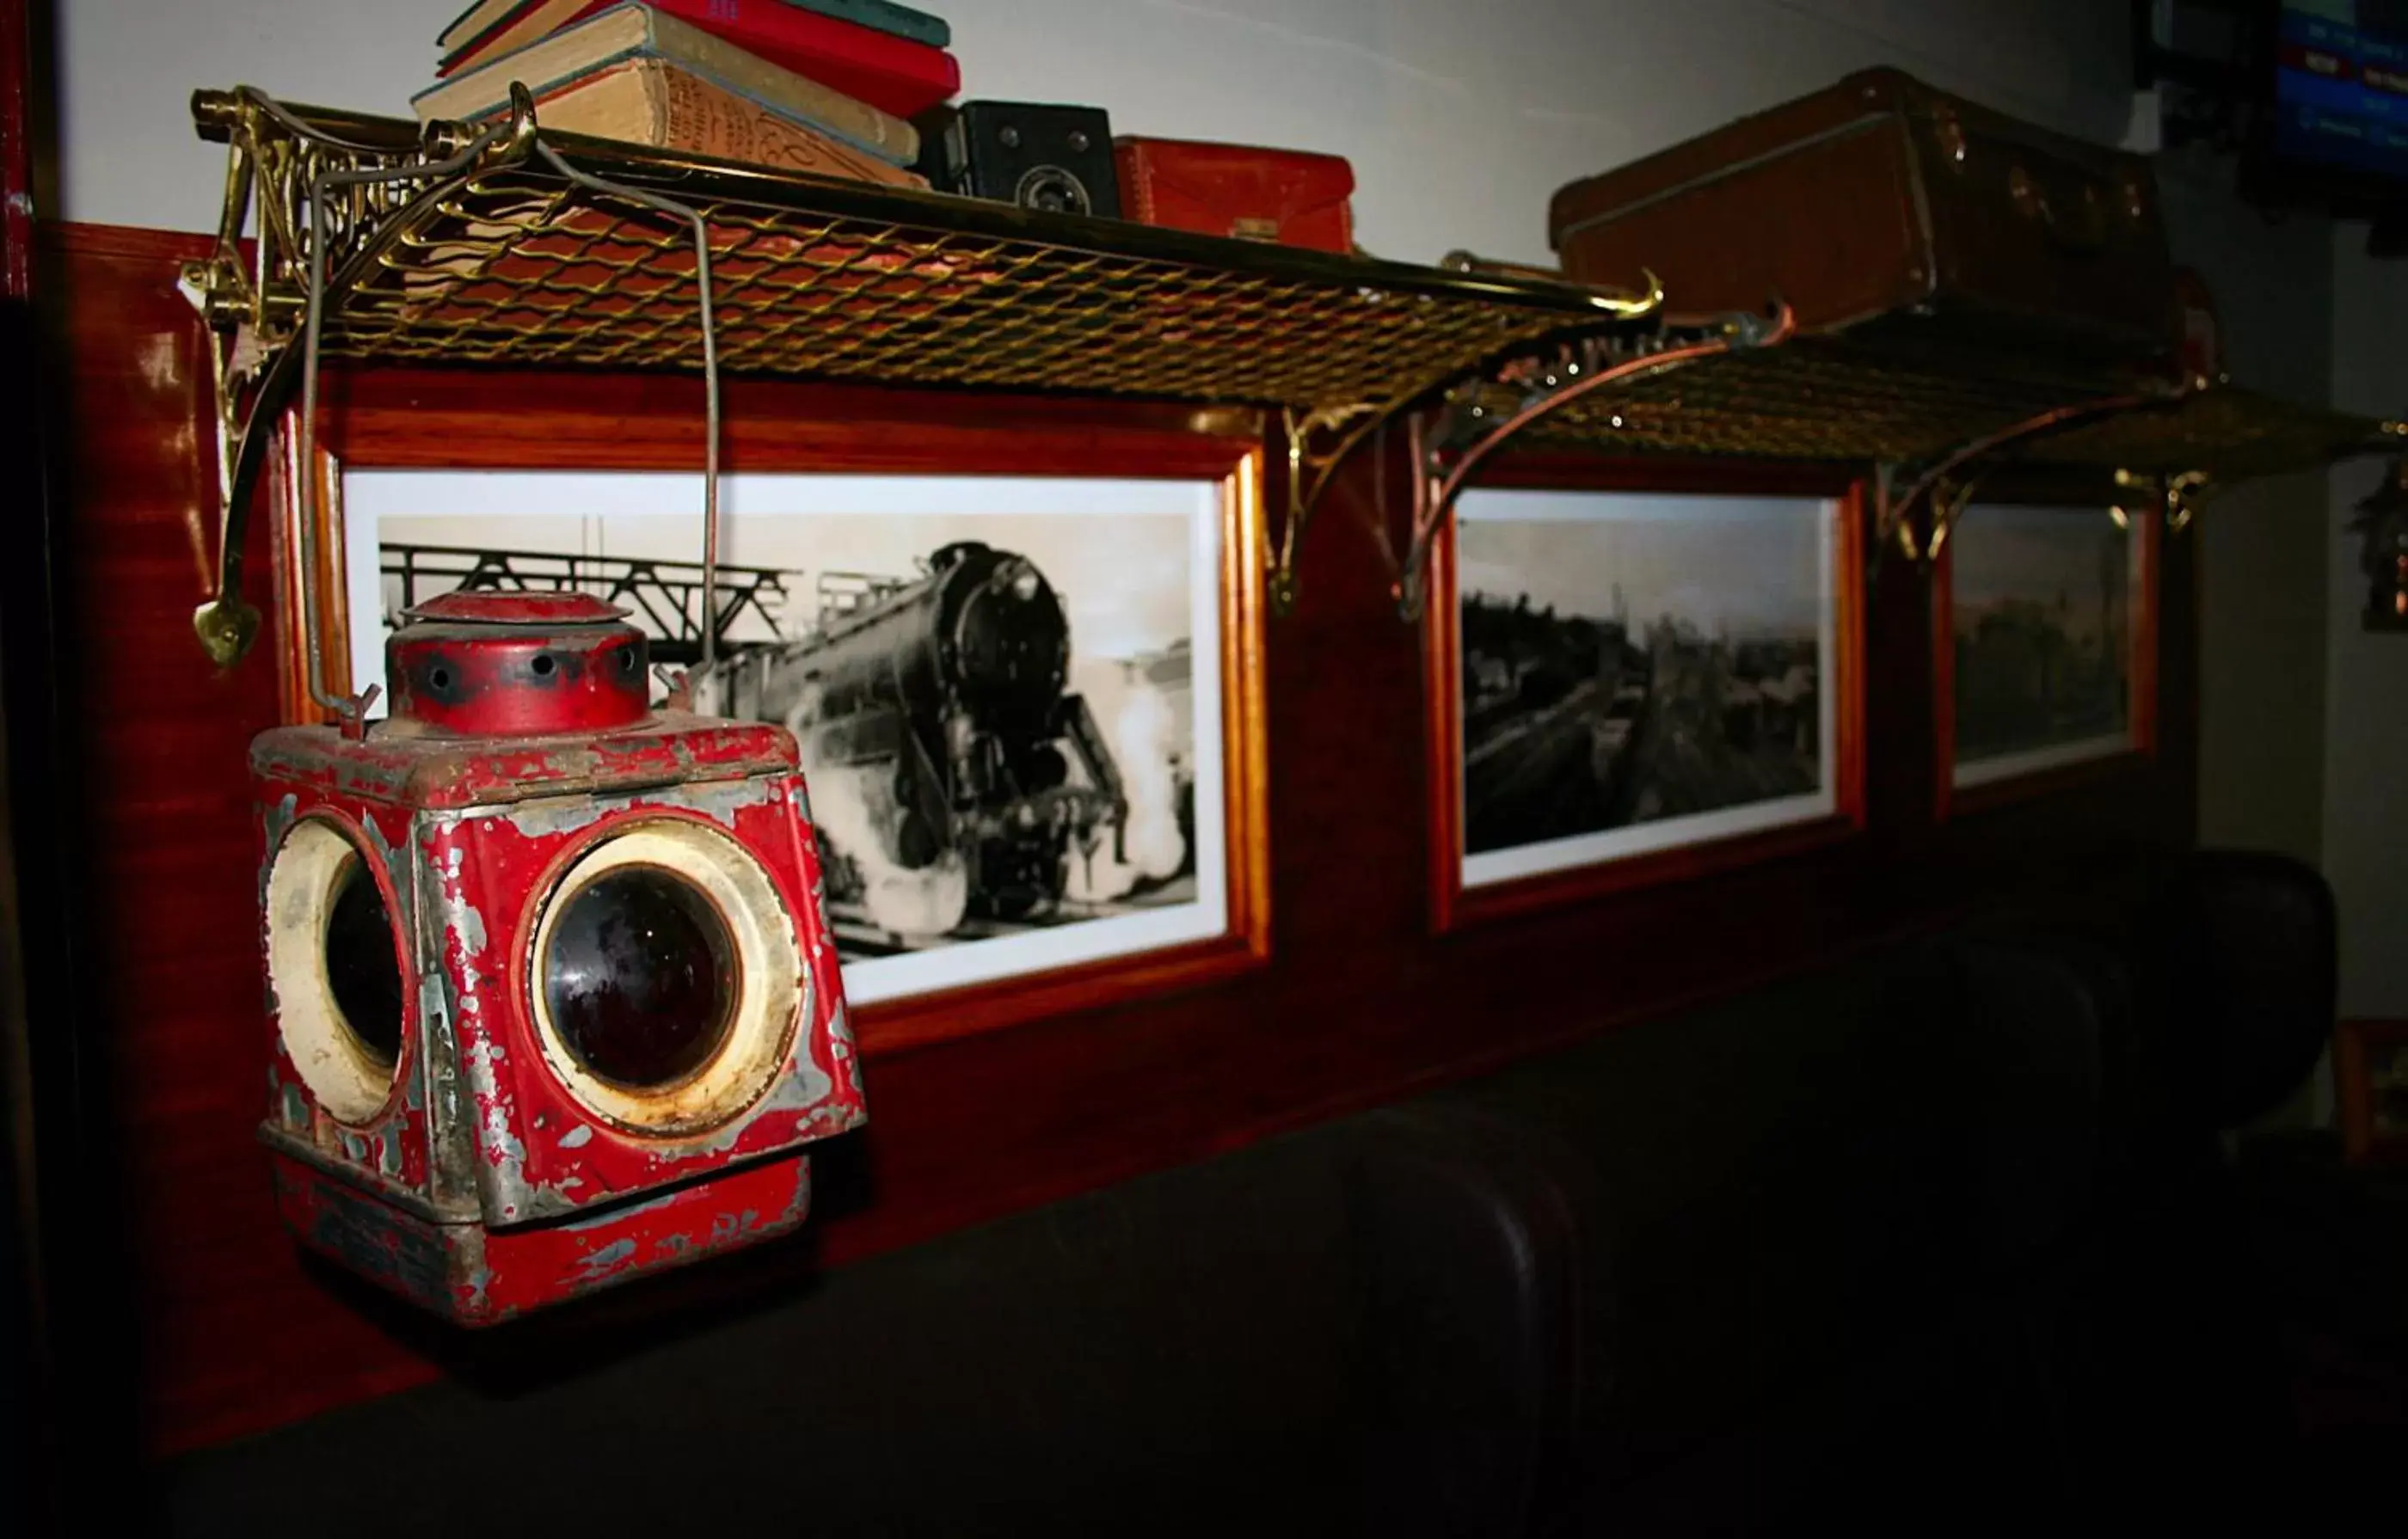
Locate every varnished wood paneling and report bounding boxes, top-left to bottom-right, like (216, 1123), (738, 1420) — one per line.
(43, 220), (2198, 1459)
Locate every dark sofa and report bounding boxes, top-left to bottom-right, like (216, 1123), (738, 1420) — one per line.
(160, 851), (2338, 1536)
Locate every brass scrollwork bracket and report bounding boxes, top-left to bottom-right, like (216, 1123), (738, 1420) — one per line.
(2114, 466), (2215, 534)
(1265, 269), (1672, 619)
(1870, 383), (2196, 573)
(1270, 402), (1383, 616)
(177, 87), (526, 666)
(1385, 301), (1797, 622)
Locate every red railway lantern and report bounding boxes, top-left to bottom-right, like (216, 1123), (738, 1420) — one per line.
(230, 104), (862, 1321)
(250, 590), (864, 1323)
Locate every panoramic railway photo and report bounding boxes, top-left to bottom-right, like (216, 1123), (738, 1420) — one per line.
(342, 469), (1229, 1006)
(1453, 488), (1839, 886)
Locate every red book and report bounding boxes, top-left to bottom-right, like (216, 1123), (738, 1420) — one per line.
(442, 0), (958, 120)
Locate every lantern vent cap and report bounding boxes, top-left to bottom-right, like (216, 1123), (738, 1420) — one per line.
(400, 592), (630, 627)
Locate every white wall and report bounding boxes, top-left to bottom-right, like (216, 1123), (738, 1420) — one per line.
(58, 0), (2135, 260)
(2325, 228), (2408, 1019)
(2161, 146), (2334, 868)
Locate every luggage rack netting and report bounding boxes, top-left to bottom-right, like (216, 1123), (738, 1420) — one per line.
(351, 175), (1598, 404)
(1518, 344), (2391, 477)
(2023, 385), (2399, 479)
(1514, 339), (2401, 560)
(176, 87), (1699, 662)
(1515, 344), (2120, 463)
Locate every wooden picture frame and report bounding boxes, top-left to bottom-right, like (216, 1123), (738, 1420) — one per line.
(1934, 494), (2159, 819)
(1422, 457), (1867, 932)
(273, 371), (1271, 1055)
(2337, 1019), (2408, 1165)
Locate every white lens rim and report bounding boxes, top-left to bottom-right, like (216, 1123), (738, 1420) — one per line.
(266, 819), (406, 1127)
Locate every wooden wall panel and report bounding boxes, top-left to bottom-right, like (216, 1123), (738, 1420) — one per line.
(40, 221), (2197, 1459)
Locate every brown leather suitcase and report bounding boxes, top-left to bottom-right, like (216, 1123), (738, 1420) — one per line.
(1548, 68), (2180, 367)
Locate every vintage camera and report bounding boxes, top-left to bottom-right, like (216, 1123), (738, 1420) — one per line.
(921, 100), (1121, 218)
(251, 591), (865, 1323)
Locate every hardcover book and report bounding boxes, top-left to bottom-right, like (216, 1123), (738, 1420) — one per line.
(440, 0), (960, 122)
(439, 0), (529, 52)
(529, 58), (930, 187)
(416, 2), (923, 165)
(782, 0), (949, 49)
(442, 0), (612, 71)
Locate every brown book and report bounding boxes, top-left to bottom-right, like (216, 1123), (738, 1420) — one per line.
(529, 58), (928, 187)
(415, 3), (921, 167)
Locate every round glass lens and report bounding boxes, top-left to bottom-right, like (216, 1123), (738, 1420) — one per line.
(323, 855), (403, 1066)
(543, 866), (734, 1089)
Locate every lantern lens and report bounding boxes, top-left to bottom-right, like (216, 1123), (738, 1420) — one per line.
(323, 855), (403, 1066)
(543, 866), (735, 1089)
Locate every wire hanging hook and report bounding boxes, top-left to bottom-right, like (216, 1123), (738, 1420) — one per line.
(526, 117), (725, 678)
(293, 111), (518, 724)
(290, 83), (727, 729)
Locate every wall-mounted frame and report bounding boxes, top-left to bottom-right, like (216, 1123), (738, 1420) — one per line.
(273, 376), (1270, 1053)
(1936, 497), (2157, 815)
(1422, 461), (1866, 931)
(2337, 1018), (2408, 1166)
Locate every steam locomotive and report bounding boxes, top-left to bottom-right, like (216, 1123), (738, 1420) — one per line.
(695, 542), (1130, 943)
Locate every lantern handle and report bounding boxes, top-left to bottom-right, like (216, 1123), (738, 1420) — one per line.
(292, 83), (727, 727)
(525, 122), (725, 677)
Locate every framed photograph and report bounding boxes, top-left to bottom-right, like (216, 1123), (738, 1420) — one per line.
(1423, 468), (1865, 929)
(279, 383), (1269, 1052)
(1938, 500), (2156, 806)
(2337, 1019), (2408, 1165)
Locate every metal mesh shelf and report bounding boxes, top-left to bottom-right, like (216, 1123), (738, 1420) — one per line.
(176, 88), (2401, 659)
(1519, 338), (2397, 481)
(357, 181), (1631, 403)
(2019, 383), (2399, 479)
(175, 89), (1680, 656)
(199, 95), (1647, 408)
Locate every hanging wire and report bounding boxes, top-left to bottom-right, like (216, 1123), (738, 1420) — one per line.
(292, 86), (727, 731)
(528, 136), (724, 677)
(296, 115), (517, 720)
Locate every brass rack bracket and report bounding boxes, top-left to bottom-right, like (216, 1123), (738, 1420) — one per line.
(2114, 467), (2216, 535)
(178, 88), (525, 666)
(1271, 402), (1382, 616)
(1379, 303), (1797, 622)
(1870, 384), (2194, 570)
(179, 90), (1710, 652)
(1268, 271), (1671, 619)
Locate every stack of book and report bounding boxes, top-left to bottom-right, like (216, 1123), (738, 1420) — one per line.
(417, 0), (957, 189)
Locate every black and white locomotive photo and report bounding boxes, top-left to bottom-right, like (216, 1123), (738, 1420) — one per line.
(691, 538), (1197, 952)
(351, 475), (1217, 996)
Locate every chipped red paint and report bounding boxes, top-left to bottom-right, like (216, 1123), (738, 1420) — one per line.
(251, 606), (865, 1323)
(273, 1153), (814, 1325)
(250, 715), (799, 809)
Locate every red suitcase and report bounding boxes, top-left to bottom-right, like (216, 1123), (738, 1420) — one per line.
(1114, 137), (1355, 254)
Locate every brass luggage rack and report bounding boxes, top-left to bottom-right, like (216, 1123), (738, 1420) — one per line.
(176, 88), (2400, 662)
(1511, 336), (2402, 561)
(175, 87), (1733, 662)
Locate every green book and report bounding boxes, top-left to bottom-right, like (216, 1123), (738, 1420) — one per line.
(777, 0), (949, 50)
